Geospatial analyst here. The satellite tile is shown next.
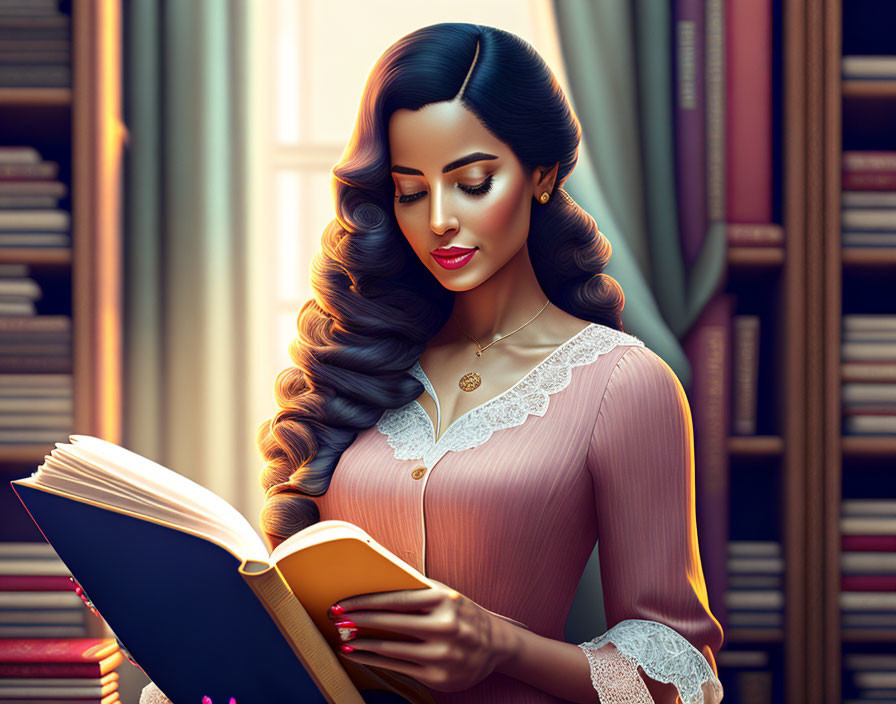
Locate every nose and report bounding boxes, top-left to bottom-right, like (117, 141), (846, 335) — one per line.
(429, 182), (458, 236)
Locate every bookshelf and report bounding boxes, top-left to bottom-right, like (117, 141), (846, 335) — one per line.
(820, 1), (896, 703)
(0, 0), (123, 643)
(684, 1), (810, 702)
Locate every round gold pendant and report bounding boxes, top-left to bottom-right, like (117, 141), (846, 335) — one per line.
(458, 372), (481, 392)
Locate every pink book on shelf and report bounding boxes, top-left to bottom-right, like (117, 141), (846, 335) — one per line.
(726, 0), (772, 222)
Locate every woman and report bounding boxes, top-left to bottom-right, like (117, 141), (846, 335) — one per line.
(257, 22), (724, 704)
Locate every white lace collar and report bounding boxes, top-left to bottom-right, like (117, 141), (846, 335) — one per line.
(376, 322), (644, 469)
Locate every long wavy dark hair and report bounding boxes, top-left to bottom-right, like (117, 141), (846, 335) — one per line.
(256, 22), (626, 550)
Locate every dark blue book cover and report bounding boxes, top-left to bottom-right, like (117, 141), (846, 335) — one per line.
(10, 480), (407, 704)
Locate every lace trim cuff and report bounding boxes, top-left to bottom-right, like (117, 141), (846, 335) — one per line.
(577, 619), (724, 704)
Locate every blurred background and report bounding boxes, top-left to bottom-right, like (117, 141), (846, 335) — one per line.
(0, 0), (895, 702)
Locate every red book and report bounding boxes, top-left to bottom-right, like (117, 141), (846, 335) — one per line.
(842, 172), (896, 191)
(0, 650), (122, 677)
(0, 637), (117, 662)
(0, 575), (76, 591)
(841, 576), (896, 592)
(842, 535), (896, 551)
(726, 0), (773, 222)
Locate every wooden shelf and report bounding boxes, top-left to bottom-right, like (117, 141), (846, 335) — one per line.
(842, 629), (896, 643)
(728, 246), (785, 268)
(0, 88), (72, 107)
(841, 248), (896, 268)
(728, 435), (785, 457)
(0, 249), (72, 266)
(726, 628), (785, 643)
(0, 446), (51, 465)
(842, 79), (896, 99)
(841, 435), (896, 458)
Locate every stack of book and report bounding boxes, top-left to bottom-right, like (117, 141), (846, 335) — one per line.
(840, 499), (896, 630)
(841, 314), (896, 436)
(724, 541), (784, 631)
(843, 653), (896, 704)
(0, 263), (42, 316)
(0, 637), (122, 703)
(0, 146), (70, 250)
(842, 151), (896, 249)
(0, 368), (73, 445)
(0, 0), (70, 89)
(0, 145), (68, 238)
(0, 542), (88, 639)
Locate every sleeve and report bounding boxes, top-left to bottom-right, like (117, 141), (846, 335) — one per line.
(577, 345), (725, 704)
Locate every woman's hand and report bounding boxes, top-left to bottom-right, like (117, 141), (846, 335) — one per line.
(328, 579), (516, 692)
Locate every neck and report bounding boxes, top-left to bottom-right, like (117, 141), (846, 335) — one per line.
(449, 243), (552, 344)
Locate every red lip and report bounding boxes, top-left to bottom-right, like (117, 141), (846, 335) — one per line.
(431, 246), (476, 256)
(431, 247), (478, 270)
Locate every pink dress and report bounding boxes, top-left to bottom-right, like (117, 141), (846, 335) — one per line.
(313, 322), (725, 704)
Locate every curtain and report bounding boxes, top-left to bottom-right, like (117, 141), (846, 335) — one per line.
(552, 0), (728, 390)
(555, 0), (727, 645)
(122, 0), (261, 523)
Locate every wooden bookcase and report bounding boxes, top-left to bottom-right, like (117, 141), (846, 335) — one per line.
(818, 1), (896, 703)
(0, 0), (124, 639)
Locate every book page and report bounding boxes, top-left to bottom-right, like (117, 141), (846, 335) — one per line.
(24, 435), (269, 562)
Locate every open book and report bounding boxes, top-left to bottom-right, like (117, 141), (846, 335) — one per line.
(10, 435), (443, 704)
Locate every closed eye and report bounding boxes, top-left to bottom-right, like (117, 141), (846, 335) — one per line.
(395, 175), (494, 204)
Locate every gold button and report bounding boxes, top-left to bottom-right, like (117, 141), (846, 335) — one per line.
(411, 466), (426, 480)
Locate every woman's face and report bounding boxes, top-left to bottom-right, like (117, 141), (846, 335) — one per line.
(388, 100), (544, 292)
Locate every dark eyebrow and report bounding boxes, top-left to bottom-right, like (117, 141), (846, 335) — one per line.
(390, 152), (499, 176)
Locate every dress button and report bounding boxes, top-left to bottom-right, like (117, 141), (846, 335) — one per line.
(411, 466), (426, 480)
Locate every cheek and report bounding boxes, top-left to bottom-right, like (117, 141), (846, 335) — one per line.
(472, 178), (529, 242)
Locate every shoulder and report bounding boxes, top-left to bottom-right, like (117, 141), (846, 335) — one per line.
(599, 344), (689, 419)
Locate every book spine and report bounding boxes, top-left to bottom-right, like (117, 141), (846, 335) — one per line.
(238, 561), (365, 704)
(674, 0), (708, 269)
(727, 223), (784, 246)
(0, 659), (118, 678)
(732, 315), (760, 435)
(725, 0), (772, 222)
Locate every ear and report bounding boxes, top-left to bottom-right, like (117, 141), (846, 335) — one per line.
(532, 162), (560, 198)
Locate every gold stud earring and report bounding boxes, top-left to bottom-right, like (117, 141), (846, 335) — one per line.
(539, 193), (550, 204)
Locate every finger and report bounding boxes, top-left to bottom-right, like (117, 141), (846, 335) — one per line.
(426, 579), (461, 600)
(338, 648), (426, 680)
(333, 587), (445, 615)
(337, 610), (446, 639)
(347, 637), (442, 666)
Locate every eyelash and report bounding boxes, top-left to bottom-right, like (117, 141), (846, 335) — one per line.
(395, 174), (494, 204)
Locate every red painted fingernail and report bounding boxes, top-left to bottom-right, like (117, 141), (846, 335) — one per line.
(328, 603), (345, 618)
(340, 644), (355, 653)
(333, 619), (356, 629)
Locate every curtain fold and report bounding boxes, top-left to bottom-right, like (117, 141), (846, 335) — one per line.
(552, 0), (728, 389)
(123, 0), (256, 521)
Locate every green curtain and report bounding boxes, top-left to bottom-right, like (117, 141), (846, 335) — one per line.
(122, 0), (256, 516)
(552, 0), (728, 390)
(555, 0), (727, 646)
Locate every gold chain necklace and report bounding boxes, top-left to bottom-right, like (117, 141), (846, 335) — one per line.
(452, 299), (551, 392)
